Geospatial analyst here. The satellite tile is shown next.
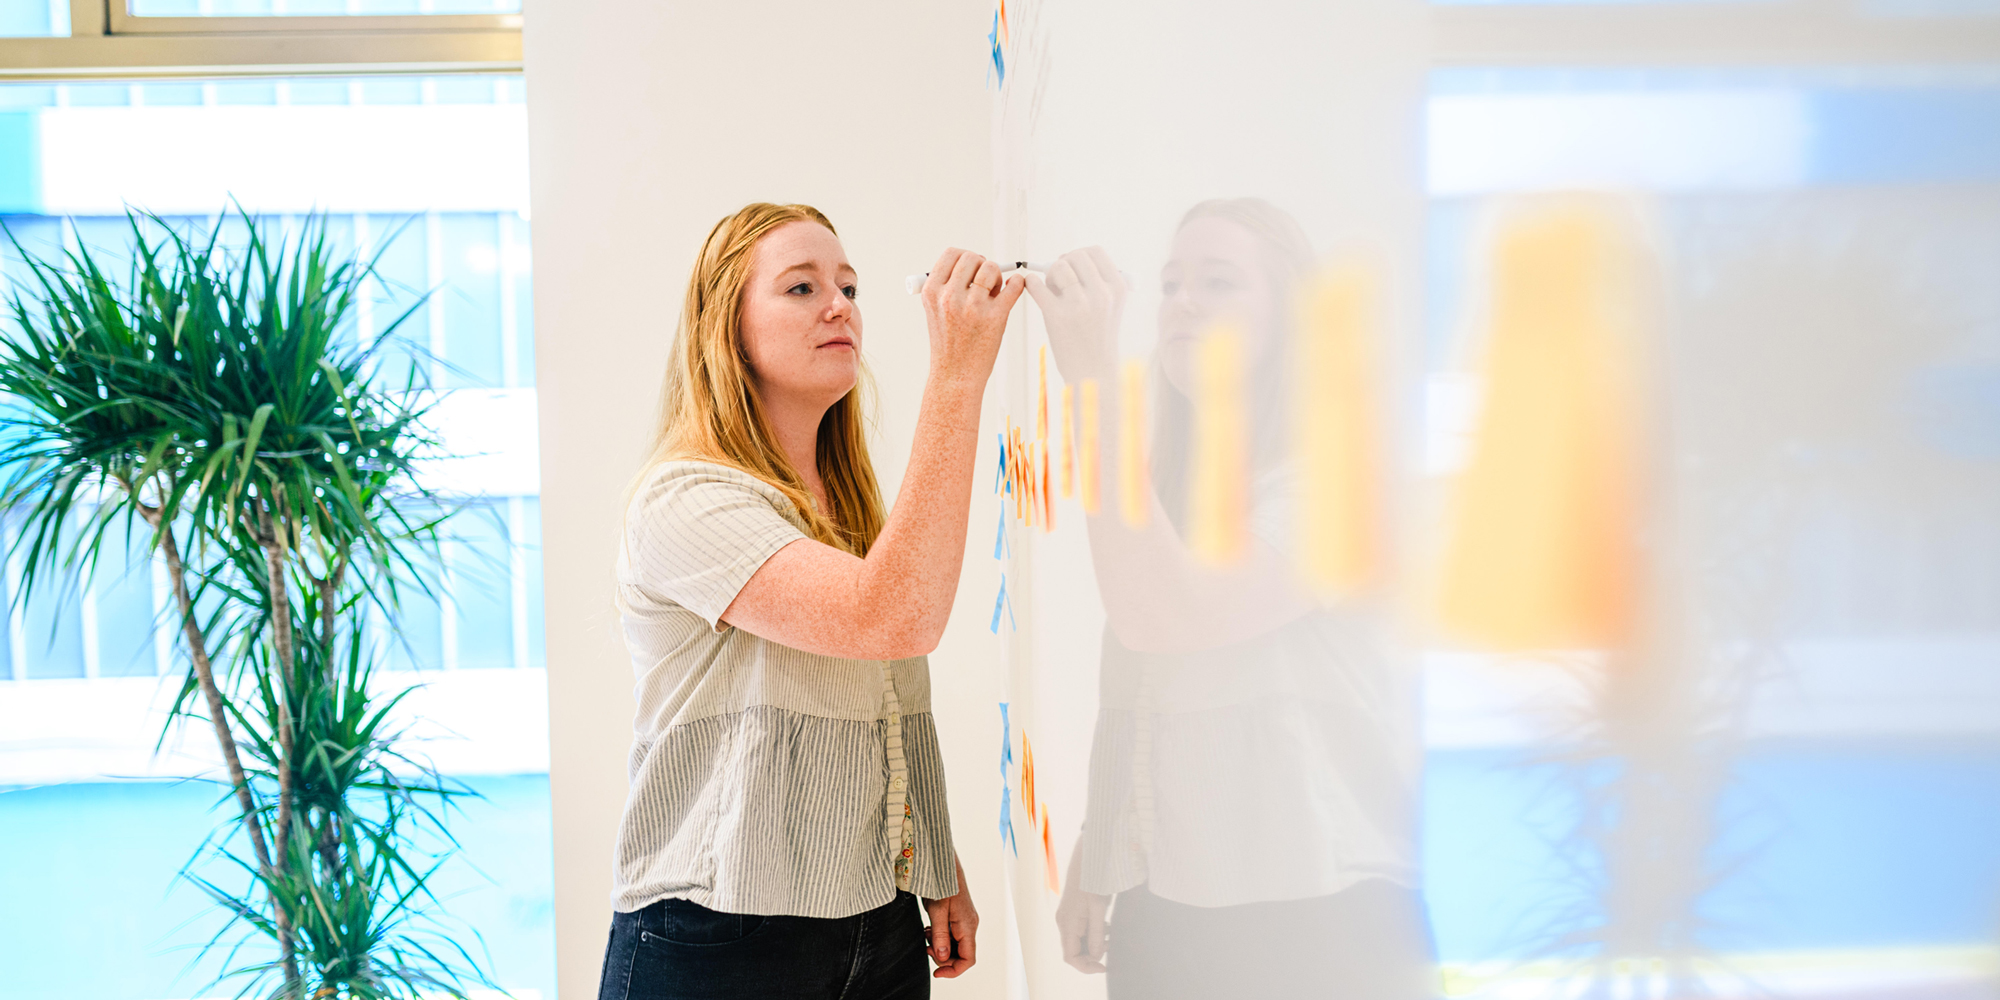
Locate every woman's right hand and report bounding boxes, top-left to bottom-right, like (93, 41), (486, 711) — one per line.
(920, 248), (1025, 385)
(1024, 246), (1127, 382)
(1055, 879), (1111, 974)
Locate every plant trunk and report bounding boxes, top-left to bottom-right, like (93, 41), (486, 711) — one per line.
(153, 510), (301, 991)
(155, 518), (275, 871)
(259, 503), (305, 998)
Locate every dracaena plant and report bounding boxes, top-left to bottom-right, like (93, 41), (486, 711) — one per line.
(0, 208), (499, 1000)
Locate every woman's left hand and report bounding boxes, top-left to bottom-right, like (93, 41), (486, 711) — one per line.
(923, 856), (978, 978)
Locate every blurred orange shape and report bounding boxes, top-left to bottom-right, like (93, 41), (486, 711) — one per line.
(1041, 810), (1060, 894)
(1294, 265), (1381, 596)
(1079, 380), (1101, 514)
(1121, 359), (1149, 528)
(1060, 383), (1075, 500)
(1435, 201), (1645, 652)
(1189, 323), (1250, 566)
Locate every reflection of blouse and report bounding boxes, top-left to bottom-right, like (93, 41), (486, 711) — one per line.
(1077, 467), (1421, 907)
(611, 461), (956, 919)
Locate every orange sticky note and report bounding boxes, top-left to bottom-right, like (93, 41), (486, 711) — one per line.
(1059, 383), (1075, 499)
(1188, 324), (1249, 565)
(1037, 345), (1050, 443)
(1041, 444), (1054, 532)
(1021, 733), (1036, 822)
(1436, 201), (1643, 651)
(1012, 426), (1027, 522)
(1120, 359), (1148, 528)
(1079, 379), (1101, 514)
(1041, 810), (1060, 894)
(1295, 264), (1381, 595)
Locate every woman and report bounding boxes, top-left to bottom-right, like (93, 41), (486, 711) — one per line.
(601, 202), (1024, 1000)
(1031, 199), (1434, 998)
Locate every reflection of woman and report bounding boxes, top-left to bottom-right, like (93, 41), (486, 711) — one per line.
(602, 203), (1024, 999)
(1032, 200), (1433, 998)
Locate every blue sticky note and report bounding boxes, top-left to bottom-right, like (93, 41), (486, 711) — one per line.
(1000, 785), (1018, 855)
(995, 432), (1008, 493)
(988, 11), (1006, 87)
(999, 702), (1014, 774)
(994, 509), (1009, 560)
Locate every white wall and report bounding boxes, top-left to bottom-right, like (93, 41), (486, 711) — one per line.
(522, 4), (1002, 998)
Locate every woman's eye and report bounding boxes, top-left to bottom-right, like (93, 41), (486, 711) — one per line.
(789, 282), (813, 295)
(1205, 277), (1236, 293)
(842, 285), (858, 300)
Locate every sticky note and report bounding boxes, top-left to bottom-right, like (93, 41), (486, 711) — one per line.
(995, 432), (1008, 495)
(988, 11), (1005, 86)
(1435, 201), (1642, 651)
(1037, 345), (1050, 443)
(990, 576), (1010, 634)
(1011, 426), (1026, 522)
(1000, 785), (1018, 856)
(999, 702), (1013, 773)
(1120, 359), (1149, 528)
(1025, 440), (1039, 528)
(1295, 265), (1380, 596)
(1041, 444), (1054, 532)
(1060, 384), (1075, 499)
(1188, 324), (1249, 565)
(1021, 732), (1036, 823)
(1079, 379), (1101, 514)
(994, 508), (1009, 560)
(1041, 810), (1060, 894)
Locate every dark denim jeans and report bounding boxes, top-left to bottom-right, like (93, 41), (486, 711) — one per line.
(598, 891), (930, 1000)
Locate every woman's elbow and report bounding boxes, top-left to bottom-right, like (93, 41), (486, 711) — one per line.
(859, 619), (945, 660)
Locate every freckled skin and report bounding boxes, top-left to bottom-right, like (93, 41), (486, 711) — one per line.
(718, 230), (1020, 979)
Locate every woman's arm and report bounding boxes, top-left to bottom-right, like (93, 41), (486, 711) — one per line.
(721, 249), (1025, 660)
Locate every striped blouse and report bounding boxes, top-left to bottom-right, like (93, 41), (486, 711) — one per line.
(610, 460), (958, 918)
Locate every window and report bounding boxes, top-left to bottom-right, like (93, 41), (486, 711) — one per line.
(0, 72), (551, 1000)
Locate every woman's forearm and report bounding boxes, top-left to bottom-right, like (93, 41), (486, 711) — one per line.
(855, 369), (988, 651)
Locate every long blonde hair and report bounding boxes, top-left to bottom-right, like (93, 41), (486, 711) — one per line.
(638, 202), (886, 555)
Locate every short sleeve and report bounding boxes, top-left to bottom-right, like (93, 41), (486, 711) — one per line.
(621, 462), (809, 632)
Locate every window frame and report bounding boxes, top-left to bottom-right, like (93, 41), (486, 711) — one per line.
(0, 0), (521, 80)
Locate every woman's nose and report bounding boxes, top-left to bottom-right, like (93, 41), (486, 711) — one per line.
(825, 292), (854, 320)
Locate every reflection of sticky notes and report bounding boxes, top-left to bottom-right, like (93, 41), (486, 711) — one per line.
(1060, 384), (1075, 499)
(1080, 379), (1101, 514)
(1295, 266), (1380, 595)
(1022, 440), (1035, 528)
(1041, 445), (1054, 532)
(1120, 360), (1148, 528)
(994, 508), (1008, 560)
(1436, 201), (1642, 651)
(1041, 810), (1060, 894)
(1038, 345), (1049, 443)
(1188, 325), (1249, 565)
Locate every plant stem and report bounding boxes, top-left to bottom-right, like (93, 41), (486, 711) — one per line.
(152, 510), (275, 873)
(258, 500), (305, 996)
(152, 497), (303, 993)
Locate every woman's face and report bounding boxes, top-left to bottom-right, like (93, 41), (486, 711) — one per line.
(1156, 215), (1281, 397)
(740, 220), (862, 413)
